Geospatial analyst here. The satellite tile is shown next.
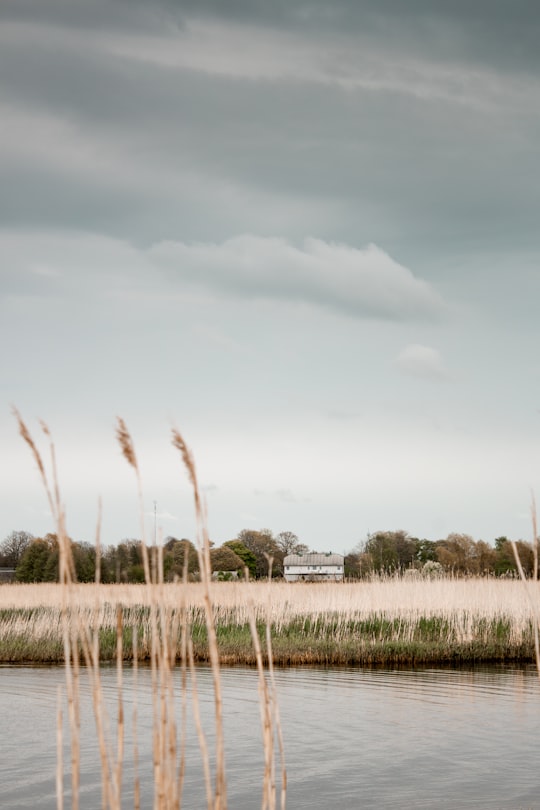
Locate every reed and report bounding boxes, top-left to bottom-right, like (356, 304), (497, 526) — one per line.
(511, 496), (540, 680)
(1, 579), (539, 665)
(10, 412), (286, 810)
(2, 577), (539, 624)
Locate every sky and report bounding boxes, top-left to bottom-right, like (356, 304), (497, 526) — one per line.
(2, 0), (540, 553)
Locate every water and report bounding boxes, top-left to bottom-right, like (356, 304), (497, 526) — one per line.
(1, 664), (539, 809)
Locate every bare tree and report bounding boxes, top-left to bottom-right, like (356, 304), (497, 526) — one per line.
(0, 530), (34, 567)
(276, 531), (298, 555)
(276, 530), (308, 556)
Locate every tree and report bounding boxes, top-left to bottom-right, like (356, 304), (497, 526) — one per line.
(344, 551), (363, 579)
(72, 542), (96, 582)
(14, 534), (97, 583)
(436, 533), (480, 575)
(362, 530), (417, 573)
(224, 541), (257, 578)
(0, 530), (34, 567)
(163, 538), (199, 581)
(15, 535), (57, 582)
(210, 545), (244, 575)
(102, 540), (134, 583)
(416, 539), (438, 565)
(492, 537), (515, 576)
(493, 538), (534, 577)
(511, 540), (535, 577)
(236, 529), (283, 578)
(43, 541), (60, 581)
(475, 540), (496, 574)
(276, 531), (309, 557)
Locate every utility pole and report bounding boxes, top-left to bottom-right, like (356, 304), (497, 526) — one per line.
(153, 500), (157, 547)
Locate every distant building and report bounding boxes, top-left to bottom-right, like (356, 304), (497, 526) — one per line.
(283, 553), (344, 582)
(0, 568), (16, 584)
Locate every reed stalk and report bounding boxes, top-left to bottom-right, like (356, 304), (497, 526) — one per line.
(56, 685), (63, 810)
(172, 427), (227, 810)
(132, 625), (140, 810)
(511, 496), (540, 680)
(15, 413), (286, 809)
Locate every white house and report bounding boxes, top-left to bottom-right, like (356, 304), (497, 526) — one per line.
(283, 553), (345, 582)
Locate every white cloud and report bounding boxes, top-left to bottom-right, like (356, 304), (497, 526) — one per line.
(395, 343), (451, 380)
(150, 235), (445, 322)
(1, 230), (443, 322)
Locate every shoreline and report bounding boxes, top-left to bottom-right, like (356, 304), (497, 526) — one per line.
(0, 609), (535, 666)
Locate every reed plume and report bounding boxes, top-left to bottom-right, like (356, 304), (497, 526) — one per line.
(171, 426), (227, 810)
(15, 412), (286, 810)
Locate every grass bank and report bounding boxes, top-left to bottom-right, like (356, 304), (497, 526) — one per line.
(0, 579), (537, 665)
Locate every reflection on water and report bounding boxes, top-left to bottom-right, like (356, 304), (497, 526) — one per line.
(1, 664), (539, 809)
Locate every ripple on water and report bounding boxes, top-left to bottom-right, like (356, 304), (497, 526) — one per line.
(1, 664), (539, 809)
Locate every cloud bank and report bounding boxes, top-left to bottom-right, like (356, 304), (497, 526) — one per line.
(150, 236), (444, 321)
(2, 230), (444, 323)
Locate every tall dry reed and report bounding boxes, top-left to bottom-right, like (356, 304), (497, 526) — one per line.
(13, 411), (286, 810)
(511, 495), (540, 679)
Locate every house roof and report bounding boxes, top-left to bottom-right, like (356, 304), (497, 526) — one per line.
(284, 553), (344, 565)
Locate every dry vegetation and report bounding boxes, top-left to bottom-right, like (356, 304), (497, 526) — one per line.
(9, 411), (286, 810)
(1, 577), (539, 666)
(2, 577), (540, 623)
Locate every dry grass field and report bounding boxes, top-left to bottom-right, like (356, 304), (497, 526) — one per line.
(1, 577), (539, 666)
(1, 577), (539, 623)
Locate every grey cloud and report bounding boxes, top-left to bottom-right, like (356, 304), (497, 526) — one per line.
(140, 0), (540, 75)
(0, 232), (155, 315)
(2, 230), (445, 325)
(0, 164), (158, 239)
(0, 25), (170, 127)
(0, 0), (169, 34)
(3, 8), (539, 131)
(1, 2), (540, 263)
(3, 1), (540, 87)
(395, 344), (451, 381)
(150, 236), (445, 322)
(3, 54), (538, 261)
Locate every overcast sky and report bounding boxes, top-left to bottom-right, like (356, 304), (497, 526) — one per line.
(2, 0), (540, 553)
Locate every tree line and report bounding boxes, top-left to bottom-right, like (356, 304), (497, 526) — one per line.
(0, 527), (536, 583)
(345, 530), (535, 578)
(0, 528), (309, 583)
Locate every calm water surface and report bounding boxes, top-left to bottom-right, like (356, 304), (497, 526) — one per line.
(1, 664), (539, 809)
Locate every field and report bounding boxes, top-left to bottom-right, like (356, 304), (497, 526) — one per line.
(1, 577), (539, 666)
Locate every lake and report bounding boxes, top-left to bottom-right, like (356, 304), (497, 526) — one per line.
(1, 664), (539, 808)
